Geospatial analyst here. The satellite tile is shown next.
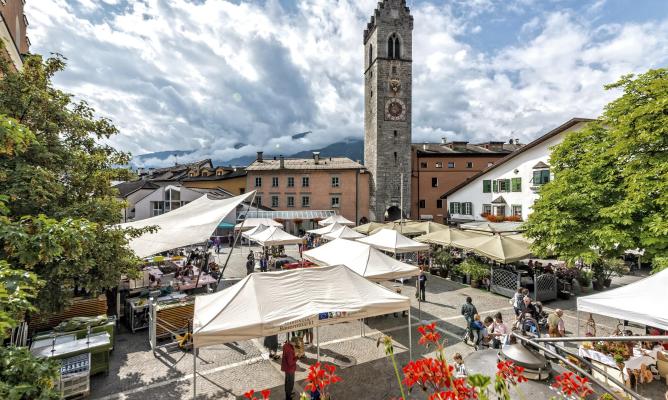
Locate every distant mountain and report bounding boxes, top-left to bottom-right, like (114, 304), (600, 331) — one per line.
(131, 138), (364, 168)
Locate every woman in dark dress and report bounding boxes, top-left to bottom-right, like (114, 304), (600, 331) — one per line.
(264, 334), (279, 359)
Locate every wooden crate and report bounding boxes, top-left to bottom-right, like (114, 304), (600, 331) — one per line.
(155, 303), (194, 338)
(30, 295), (108, 335)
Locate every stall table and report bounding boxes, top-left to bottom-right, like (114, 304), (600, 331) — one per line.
(31, 332), (112, 376)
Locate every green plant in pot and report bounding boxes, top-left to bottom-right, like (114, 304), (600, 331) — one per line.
(578, 269), (592, 289)
(457, 258), (490, 288)
(592, 258), (629, 289)
(431, 248), (454, 278)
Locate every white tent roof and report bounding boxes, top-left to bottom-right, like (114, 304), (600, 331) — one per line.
(577, 268), (668, 330)
(250, 226), (303, 246)
(307, 223), (343, 235)
(242, 224), (268, 239)
(322, 226), (366, 241)
(318, 214), (355, 226)
(235, 218), (283, 231)
(303, 239), (419, 281)
(356, 228), (430, 254)
(120, 192), (254, 258)
(192, 265), (410, 348)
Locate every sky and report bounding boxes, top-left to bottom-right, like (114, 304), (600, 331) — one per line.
(26, 0), (668, 166)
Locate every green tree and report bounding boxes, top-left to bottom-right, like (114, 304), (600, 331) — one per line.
(0, 51), (147, 313)
(524, 69), (668, 270)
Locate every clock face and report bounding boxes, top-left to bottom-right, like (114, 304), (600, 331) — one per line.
(385, 98), (406, 121)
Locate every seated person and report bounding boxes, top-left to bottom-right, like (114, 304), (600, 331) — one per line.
(517, 296), (538, 321)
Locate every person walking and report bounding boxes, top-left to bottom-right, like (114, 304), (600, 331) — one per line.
(418, 269), (427, 302)
(213, 237), (221, 254)
(547, 309), (565, 337)
(260, 254), (268, 272)
(461, 296), (478, 344)
(228, 231), (234, 247)
(246, 250), (255, 276)
(281, 337), (297, 400)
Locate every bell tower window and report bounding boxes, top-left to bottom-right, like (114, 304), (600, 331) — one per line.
(388, 33), (400, 59)
(369, 44), (373, 66)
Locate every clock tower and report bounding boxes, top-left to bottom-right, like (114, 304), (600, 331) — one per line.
(363, 0), (413, 221)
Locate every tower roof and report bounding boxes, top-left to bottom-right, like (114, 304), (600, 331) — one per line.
(364, 0), (413, 44)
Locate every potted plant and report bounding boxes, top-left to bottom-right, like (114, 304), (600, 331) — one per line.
(431, 248), (453, 278)
(457, 259), (490, 288)
(578, 270), (593, 292)
(592, 258), (629, 289)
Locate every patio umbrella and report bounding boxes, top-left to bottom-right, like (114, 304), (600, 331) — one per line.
(356, 228), (430, 254)
(414, 227), (484, 246)
(459, 221), (524, 234)
(372, 220), (449, 236)
(450, 234), (532, 264)
(353, 222), (386, 234)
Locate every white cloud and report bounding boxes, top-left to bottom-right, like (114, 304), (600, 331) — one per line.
(25, 0), (668, 163)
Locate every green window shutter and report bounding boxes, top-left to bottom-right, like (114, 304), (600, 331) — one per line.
(483, 180), (491, 193)
(512, 177), (521, 192)
(505, 179), (511, 192)
(542, 170), (550, 184)
(533, 170), (540, 184)
(492, 180), (498, 192)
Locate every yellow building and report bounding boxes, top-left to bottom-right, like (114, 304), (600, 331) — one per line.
(181, 166), (247, 195)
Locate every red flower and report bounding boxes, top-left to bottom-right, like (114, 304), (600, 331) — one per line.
(243, 389), (271, 399)
(551, 371), (594, 398)
(496, 360), (528, 385)
(304, 362), (342, 395)
(243, 390), (255, 399)
(261, 389), (271, 399)
(417, 323), (442, 346)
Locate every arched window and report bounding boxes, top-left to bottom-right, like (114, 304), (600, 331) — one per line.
(369, 44), (373, 65)
(388, 33), (401, 59)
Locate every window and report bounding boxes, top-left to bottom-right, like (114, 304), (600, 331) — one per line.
(387, 33), (401, 59)
(287, 196), (295, 208)
(436, 199), (443, 209)
(331, 196), (340, 208)
(482, 204), (492, 214)
(435, 162), (443, 168)
(466, 161), (473, 169)
(370, 89), (373, 98)
(431, 177), (438, 187)
(448, 162), (455, 168)
(256, 196), (262, 207)
(462, 202), (473, 215)
(254, 177), (262, 187)
(302, 176), (310, 187)
(392, 66), (397, 74)
(498, 179), (510, 192)
(151, 201), (164, 216)
(495, 205), (505, 216)
(164, 188), (181, 212)
(512, 205), (522, 217)
(393, 130), (398, 144)
(533, 169), (550, 185)
(483, 180), (491, 193)
(420, 162), (427, 168)
(511, 177), (522, 192)
(301, 196), (310, 207)
(368, 44), (373, 65)
(271, 196), (279, 208)
(393, 152), (397, 165)
(287, 177), (295, 187)
(419, 199), (426, 209)
(331, 176), (340, 187)
(450, 202), (461, 214)
(271, 177), (279, 187)
(240, 188), (245, 194)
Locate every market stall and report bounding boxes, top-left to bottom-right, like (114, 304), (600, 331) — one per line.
(356, 228), (430, 254)
(353, 221), (386, 234)
(322, 225), (366, 241)
(249, 226), (303, 247)
(307, 222), (343, 235)
(303, 238), (419, 281)
(318, 214), (355, 226)
(191, 265), (412, 398)
(369, 220), (448, 236)
(234, 218), (283, 231)
(414, 227), (483, 246)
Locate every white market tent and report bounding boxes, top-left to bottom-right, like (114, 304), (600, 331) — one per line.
(307, 222), (343, 235)
(356, 228), (430, 254)
(318, 214), (355, 227)
(322, 225), (366, 241)
(235, 218), (283, 231)
(120, 192), (254, 258)
(577, 268), (668, 331)
(250, 226), (303, 246)
(191, 265), (412, 397)
(303, 239), (419, 281)
(241, 224), (268, 239)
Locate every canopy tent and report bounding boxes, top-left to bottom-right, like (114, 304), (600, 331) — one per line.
(369, 221), (448, 236)
(502, 232), (534, 243)
(353, 222), (386, 234)
(192, 265), (411, 347)
(356, 228), (430, 254)
(307, 223), (343, 235)
(318, 214), (355, 226)
(235, 218), (283, 231)
(459, 221), (524, 234)
(322, 226), (366, 241)
(450, 234), (532, 263)
(303, 239), (419, 281)
(577, 268), (668, 331)
(250, 226), (303, 246)
(120, 191), (254, 258)
(414, 227), (483, 246)
(241, 224), (268, 239)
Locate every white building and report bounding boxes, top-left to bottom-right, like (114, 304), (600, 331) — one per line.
(441, 118), (594, 223)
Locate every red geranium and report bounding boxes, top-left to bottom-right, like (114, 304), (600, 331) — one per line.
(243, 389), (271, 399)
(418, 322), (442, 346)
(304, 362), (342, 396)
(551, 371), (594, 398)
(495, 360), (528, 385)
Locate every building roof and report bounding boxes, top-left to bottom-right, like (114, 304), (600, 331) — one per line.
(143, 159), (212, 181)
(413, 142), (521, 157)
(182, 168), (247, 182)
(246, 157), (365, 171)
(440, 118), (596, 199)
(113, 180), (160, 198)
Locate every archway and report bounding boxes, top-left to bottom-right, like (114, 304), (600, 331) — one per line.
(385, 206), (402, 221)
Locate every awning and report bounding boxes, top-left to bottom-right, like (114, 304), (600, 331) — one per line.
(250, 226), (303, 246)
(235, 218), (283, 231)
(307, 223), (343, 235)
(322, 226), (366, 241)
(242, 224), (268, 239)
(192, 265), (410, 348)
(353, 222), (386, 234)
(414, 227), (485, 246)
(120, 191), (254, 258)
(318, 214), (355, 226)
(459, 221), (524, 233)
(356, 228), (430, 254)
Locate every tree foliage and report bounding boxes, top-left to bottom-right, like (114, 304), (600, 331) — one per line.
(524, 69), (668, 270)
(0, 52), (147, 314)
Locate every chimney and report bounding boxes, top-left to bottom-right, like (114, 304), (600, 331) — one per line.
(515, 138), (520, 145)
(313, 151), (320, 164)
(279, 155), (285, 168)
(441, 137), (447, 145)
(256, 151), (263, 162)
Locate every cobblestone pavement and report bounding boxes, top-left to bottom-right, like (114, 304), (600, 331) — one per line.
(91, 247), (649, 399)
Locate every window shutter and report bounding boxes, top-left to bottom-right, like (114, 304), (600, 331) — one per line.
(512, 177), (521, 192)
(492, 180), (498, 192)
(505, 179), (511, 192)
(483, 180), (491, 193)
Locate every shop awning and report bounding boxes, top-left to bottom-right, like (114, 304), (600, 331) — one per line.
(192, 265), (410, 348)
(120, 191), (254, 258)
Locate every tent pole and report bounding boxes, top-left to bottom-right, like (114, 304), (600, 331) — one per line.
(577, 310), (580, 337)
(192, 347), (197, 399)
(408, 307), (412, 361)
(316, 326), (320, 362)
(361, 318), (365, 337)
(218, 191), (256, 286)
